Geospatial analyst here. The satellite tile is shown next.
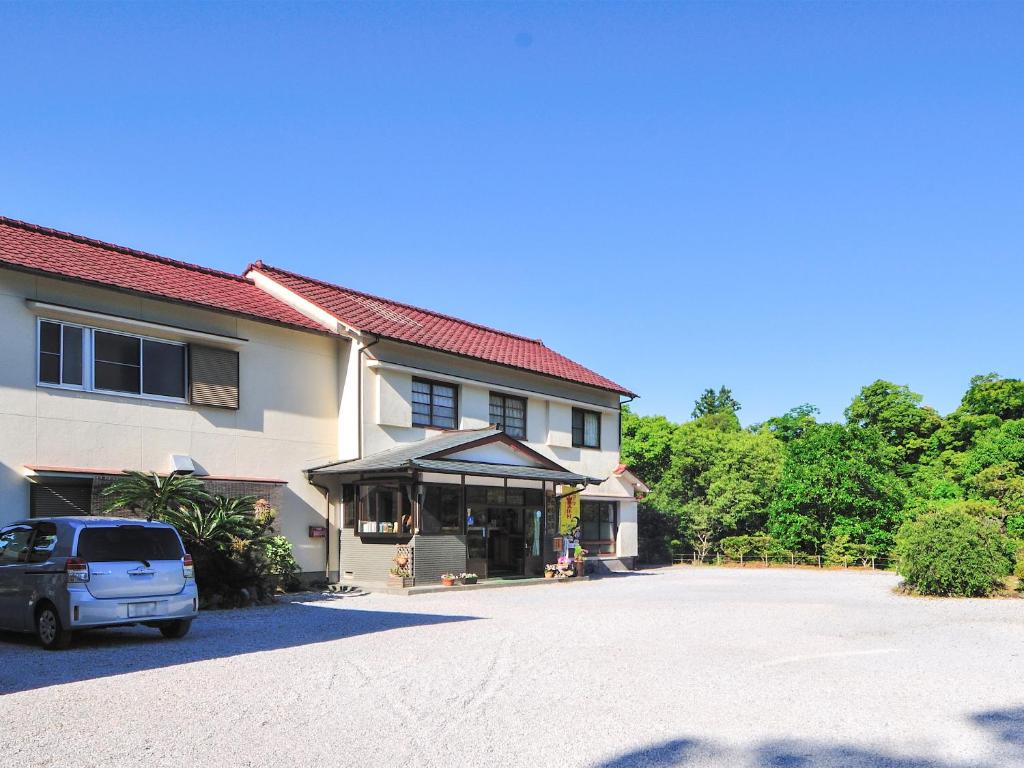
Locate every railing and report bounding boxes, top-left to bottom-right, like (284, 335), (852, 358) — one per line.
(669, 553), (895, 570)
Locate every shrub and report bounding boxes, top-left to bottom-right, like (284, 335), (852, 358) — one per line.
(895, 508), (1013, 597)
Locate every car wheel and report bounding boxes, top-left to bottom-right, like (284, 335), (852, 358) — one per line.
(159, 619), (192, 639)
(36, 604), (73, 650)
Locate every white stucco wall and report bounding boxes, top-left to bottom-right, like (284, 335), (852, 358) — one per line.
(0, 268), (341, 574)
(356, 341), (633, 520)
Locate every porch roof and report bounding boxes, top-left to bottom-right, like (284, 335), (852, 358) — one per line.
(307, 428), (601, 485)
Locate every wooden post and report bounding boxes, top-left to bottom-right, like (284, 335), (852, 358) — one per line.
(817, 555), (821, 568)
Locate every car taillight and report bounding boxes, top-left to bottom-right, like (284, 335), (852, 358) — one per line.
(182, 553), (195, 579)
(66, 557), (89, 583)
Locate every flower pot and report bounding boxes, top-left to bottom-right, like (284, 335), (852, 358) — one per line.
(574, 558), (586, 577)
(460, 576), (478, 585)
(441, 577), (456, 587)
(544, 570), (554, 579)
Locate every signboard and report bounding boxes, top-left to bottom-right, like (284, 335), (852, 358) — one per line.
(558, 485), (581, 536)
(308, 526), (327, 538)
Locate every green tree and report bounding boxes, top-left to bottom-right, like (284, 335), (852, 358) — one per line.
(649, 420), (782, 553)
(767, 423), (906, 553)
(845, 380), (941, 467)
(620, 405), (678, 489)
(756, 404), (819, 443)
(960, 373), (1024, 421)
(691, 386), (741, 420)
(102, 471), (210, 520)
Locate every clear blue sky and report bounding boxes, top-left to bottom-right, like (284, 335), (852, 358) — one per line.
(3, 2), (1022, 426)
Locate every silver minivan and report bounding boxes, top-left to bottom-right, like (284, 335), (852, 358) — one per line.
(0, 517), (199, 649)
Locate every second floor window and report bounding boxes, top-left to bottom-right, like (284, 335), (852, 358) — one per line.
(412, 378), (457, 429)
(572, 408), (601, 449)
(38, 319), (187, 401)
(489, 392), (526, 438)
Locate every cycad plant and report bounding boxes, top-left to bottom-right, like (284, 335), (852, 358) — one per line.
(102, 470), (210, 521)
(160, 495), (258, 549)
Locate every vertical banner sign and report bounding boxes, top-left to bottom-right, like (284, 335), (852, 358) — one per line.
(558, 485), (580, 536)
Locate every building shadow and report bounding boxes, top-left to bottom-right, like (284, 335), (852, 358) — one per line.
(590, 725), (1020, 768)
(0, 596), (480, 695)
(971, 706), (1024, 759)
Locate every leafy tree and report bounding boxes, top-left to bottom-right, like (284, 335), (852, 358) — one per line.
(620, 406), (678, 489)
(692, 386), (741, 420)
(767, 423), (906, 553)
(102, 471), (210, 520)
(845, 380), (941, 467)
(960, 373), (1024, 421)
(756, 404), (819, 443)
(649, 420), (782, 553)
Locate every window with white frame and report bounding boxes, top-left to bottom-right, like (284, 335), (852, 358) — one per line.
(37, 319), (187, 401)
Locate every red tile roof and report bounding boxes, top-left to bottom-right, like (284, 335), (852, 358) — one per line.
(250, 263), (636, 396)
(0, 217), (325, 333)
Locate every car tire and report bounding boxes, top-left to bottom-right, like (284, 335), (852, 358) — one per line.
(36, 604), (73, 650)
(159, 619), (192, 639)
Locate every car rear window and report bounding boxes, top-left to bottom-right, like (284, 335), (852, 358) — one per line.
(76, 526), (184, 562)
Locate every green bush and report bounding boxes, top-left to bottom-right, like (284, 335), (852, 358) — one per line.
(895, 508), (1013, 597)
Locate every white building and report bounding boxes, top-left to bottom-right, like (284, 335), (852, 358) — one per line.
(0, 216), (643, 585)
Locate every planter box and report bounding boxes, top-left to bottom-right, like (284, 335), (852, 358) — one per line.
(460, 576), (478, 585)
(388, 575), (414, 588)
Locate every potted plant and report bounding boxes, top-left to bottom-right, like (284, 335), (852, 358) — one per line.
(389, 547), (413, 587)
(573, 544), (589, 577)
(440, 572), (457, 587)
(459, 572), (478, 585)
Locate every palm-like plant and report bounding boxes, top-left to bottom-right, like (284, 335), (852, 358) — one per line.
(161, 497), (257, 548)
(102, 471), (210, 520)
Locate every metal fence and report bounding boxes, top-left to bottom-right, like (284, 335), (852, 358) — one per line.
(670, 552), (895, 570)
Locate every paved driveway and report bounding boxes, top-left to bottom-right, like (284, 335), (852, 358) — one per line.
(1, 567), (1022, 767)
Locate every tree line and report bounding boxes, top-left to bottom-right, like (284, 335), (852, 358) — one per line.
(623, 375), (1024, 568)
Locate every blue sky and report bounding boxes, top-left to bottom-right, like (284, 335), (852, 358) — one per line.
(2, 2), (1022, 426)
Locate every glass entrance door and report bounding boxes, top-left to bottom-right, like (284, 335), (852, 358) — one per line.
(487, 508), (525, 576)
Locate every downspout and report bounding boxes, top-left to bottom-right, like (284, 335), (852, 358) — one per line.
(356, 334), (381, 459)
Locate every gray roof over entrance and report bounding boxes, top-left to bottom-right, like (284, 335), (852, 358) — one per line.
(307, 428), (601, 485)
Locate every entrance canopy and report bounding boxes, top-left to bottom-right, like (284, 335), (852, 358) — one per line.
(308, 428), (602, 486)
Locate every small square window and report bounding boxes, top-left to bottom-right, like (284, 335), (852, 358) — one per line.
(572, 408), (601, 449)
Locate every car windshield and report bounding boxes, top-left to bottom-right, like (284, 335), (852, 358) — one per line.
(76, 526), (184, 562)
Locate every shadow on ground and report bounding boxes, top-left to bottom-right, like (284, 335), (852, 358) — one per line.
(0, 595), (479, 695)
(591, 707), (1024, 767)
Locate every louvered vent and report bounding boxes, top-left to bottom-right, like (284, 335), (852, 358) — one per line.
(189, 345), (240, 409)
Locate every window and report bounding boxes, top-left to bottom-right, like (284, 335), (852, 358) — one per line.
(357, 485), (412, 535)
(76, 525), (184, 561)
(420, 485), (463, 534)
(580, 500), (617, 555)
(342, 484), (357, 529)
(0, 525), (35, 563)
(37, 319), (187, 402)
(572, 408), (601, 449)
(412, 378), (457, 429)
(28, 523), (58, 563)
(489, 392), (527, 438)
(38, 321), (84, 387)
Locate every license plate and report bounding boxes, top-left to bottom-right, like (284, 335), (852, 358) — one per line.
(128, 601), (158, 618)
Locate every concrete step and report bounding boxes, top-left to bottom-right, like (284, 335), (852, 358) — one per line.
(588, 557), (634, 575)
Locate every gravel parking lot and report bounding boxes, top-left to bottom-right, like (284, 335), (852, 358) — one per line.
(1, 567), (1022, 768)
